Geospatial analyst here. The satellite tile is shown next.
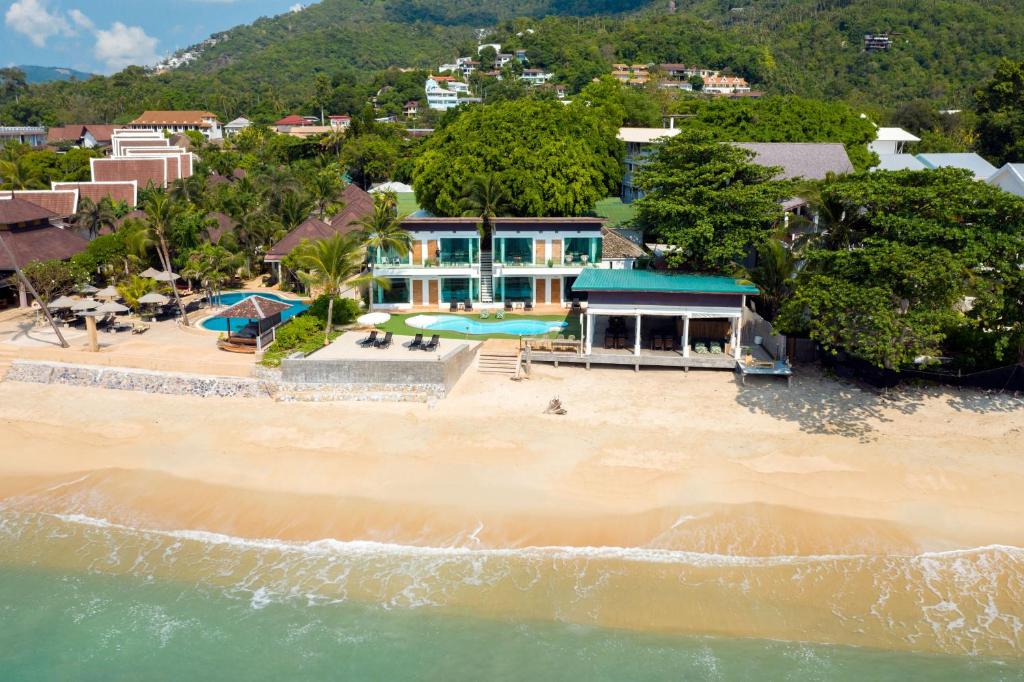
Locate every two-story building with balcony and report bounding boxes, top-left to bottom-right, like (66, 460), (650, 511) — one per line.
(369, 217), (642, 310)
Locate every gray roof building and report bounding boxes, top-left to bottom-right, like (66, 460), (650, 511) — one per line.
(734, 142), (855, 180)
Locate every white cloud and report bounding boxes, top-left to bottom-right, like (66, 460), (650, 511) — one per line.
(68, 8), (93, 31)
(94, 21), (160, 71)
(4, 0), (72, 47)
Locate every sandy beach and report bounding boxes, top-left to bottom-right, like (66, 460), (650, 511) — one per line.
(2, 365), (1023, 656)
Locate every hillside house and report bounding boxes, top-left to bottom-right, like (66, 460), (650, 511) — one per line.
(126, 111), (222, 140)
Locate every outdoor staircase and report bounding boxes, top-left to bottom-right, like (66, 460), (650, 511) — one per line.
(477, 341), (522, 376)
(479, 251), (494, 303)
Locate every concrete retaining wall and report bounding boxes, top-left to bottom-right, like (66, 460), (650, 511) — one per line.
(279, 343), (477, 397)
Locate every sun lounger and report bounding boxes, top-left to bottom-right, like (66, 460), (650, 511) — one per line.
(449, 301), (458, 312)
(524, 300), (534, 311)
(131, 322), (150, 335)
(464, 300), (473, 312)
(504, 300), (513, 311)
(375, 331), (393, 349)
(423, 334), (440, 352)
(409, 333), (424, 350)
(570, 298), (582, 313)
(359, 330), (378, 347)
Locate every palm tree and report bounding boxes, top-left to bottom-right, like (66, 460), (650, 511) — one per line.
(73, 197), (116, 240)
(0, 156), (45, 193)
(307, 171), (346, 219)
(320, 128), (348, 156)
(792, 180), (870, 254)
(142, 191), (190, 325)
(734, 240), (798, 322)
(170, 174), (208, 206)
(277, 190), (315, 231)
(458, 172), (509, 239)
(293, 233), (386, 345)
(357, 194), (411, 261)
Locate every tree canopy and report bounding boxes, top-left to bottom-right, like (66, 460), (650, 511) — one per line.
(413, 98), (621, 216)
(632, 131), (794, 272)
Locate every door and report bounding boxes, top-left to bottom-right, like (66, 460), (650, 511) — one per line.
(551, 278), (561, 304)
(412, 279), (423, 305)
(428, 279), (439, 305)
(536, 278), (547, 304)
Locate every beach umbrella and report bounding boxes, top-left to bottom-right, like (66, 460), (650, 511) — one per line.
(138, 292), (170, 305)
(70, 298), (100, 311)
(150, 270), (180, 282)
(96, 301), (129, 314)
(357, 312), (391, 327)
(76, 284), (99, 294)
(141, 267), (163, 278)
(47, 295), (76, 309)
(95, 285), (121, 300)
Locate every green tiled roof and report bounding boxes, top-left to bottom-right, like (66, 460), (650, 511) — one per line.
(572, 269), (759, 295)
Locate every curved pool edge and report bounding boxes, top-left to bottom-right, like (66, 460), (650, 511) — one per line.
(405, 314), (569, 337)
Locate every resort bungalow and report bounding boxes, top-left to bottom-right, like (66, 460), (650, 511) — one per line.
(369, 217), (639, 310)
(126, 111), (223, 140)
(0, 199), (88, 308)
(0, 126), (46, 148)
(573, 269), (757, 366)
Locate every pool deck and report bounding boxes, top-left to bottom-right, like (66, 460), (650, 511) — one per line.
(309, 331), (478, 361)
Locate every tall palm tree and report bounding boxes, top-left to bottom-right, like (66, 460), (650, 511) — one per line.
(0, 156), (45, 193)
(73, 197), (116, 240)
(356, 195), (412, 311)
(734, 240), (798, 322)
(277, 190), (316, 231)
(458, 172), (509, 239)
(792, 180), (870, 254)
(320, 128), (348, 156)
(295, 233), (386, 344)
(142, 191), (190, 324)
(170, 174), (208, 206)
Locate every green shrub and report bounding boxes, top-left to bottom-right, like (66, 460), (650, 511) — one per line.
(260, 314), (336, 367)
(307, 295), (361, 326)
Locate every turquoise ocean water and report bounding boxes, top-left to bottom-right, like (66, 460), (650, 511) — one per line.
(2, 565), (1023, 682)
(1, 505), (1022, 681)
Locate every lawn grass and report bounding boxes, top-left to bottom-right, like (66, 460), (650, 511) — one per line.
(396, 193), (421, 217)
(375, 311), (582, 341)
(593, 197), (636, 227)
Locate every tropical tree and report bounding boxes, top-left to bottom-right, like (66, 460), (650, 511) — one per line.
(457, 172), (509, 237)
(733, 239), (797, 322)
(0, 156), (45, 192)
(307, 170), (346, 219)
(356, 194), (412, 271)
(141, 191), (190, 324)
(633, 131), (794, 272)
(0, 247), (70, 347)
(182, 243), (241, 302)
(277, 190), (315, 230)
(73, 197), (116, 240)
(292, 233), (383, 344)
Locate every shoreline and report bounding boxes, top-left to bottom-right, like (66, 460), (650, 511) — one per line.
(2, 366), (1023, 656)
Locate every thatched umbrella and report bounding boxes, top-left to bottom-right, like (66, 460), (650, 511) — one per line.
(95, 285), (121, 300)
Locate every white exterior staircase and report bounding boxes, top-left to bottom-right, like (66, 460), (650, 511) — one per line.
(479, 251), (494, 303)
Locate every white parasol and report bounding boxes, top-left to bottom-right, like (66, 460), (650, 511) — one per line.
(357, 312), (391, 326)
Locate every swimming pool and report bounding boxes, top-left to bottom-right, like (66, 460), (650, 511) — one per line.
(200, 292), (310, 332)
(409, 315), (568, 336)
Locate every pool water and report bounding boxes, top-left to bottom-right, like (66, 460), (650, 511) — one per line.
(200, 292), (310, 332)
(417, 315), (567, 336)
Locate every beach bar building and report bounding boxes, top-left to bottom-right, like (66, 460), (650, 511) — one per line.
(562, 269), (758, 369)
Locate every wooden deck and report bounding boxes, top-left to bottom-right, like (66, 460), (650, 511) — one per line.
(524, 346), (736, 371)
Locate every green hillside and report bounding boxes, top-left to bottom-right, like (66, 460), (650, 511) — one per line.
(1, 0), (1021, 125)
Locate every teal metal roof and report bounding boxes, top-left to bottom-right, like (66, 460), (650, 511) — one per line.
(572, 269), (759, 295)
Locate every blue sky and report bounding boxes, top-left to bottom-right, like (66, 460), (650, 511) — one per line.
(2, 0), (304, 75)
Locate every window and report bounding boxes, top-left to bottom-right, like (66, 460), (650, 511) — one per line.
(498, 276), (533, 302)
(375, 278), (410, 304)
(564, 276), (587, 302)
(441, 278), (475, 302)
(495, 237), (533, 265)
(563, 237), (601, 264)
(439, 237), (478, 265)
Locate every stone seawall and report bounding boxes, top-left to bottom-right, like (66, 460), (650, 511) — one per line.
(3, 361), (448, 403)
(3, 360), (268, 399)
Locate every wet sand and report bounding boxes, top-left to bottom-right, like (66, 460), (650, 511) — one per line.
(1, 366), (1023, 655)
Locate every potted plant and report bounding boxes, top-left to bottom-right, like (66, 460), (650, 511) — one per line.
(546, 258), (553, 268)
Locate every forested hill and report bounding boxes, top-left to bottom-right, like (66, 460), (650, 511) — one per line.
(2, 0), (1022, 125)
(674, 0), (1024, 107)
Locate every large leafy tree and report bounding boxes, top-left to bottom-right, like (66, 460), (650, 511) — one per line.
(632, 131), (794, 272)
(413, 98), (621, 217)
(975, 58), (1024, 166)
(778, 168), (1024, 369)
(142, 191), (190, 324)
